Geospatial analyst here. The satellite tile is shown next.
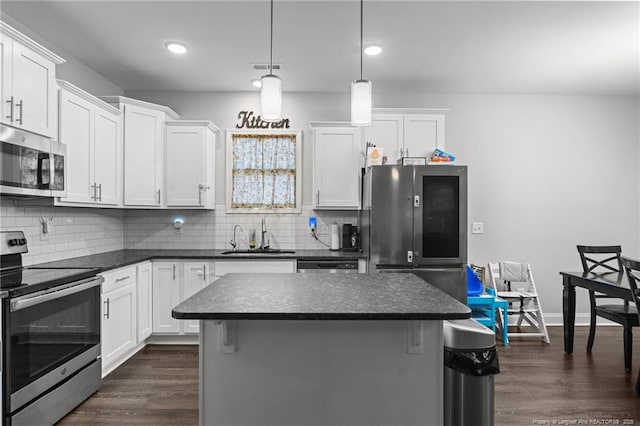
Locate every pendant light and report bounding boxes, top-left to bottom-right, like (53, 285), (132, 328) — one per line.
(351, 0), (372, 126)
(260, 0), (282, 122)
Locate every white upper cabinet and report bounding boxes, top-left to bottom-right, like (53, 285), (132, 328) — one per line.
(165, 121), (218, 209)
(101, 96), (179, 208)
(58, 80), (121, 206)
(363, 109), (448, 163)
(0, 22), (65, 138)
(310, 122), (362, 210)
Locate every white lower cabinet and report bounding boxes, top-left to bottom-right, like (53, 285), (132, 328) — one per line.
(136, 261), (153, 342)
(152, 261), (181, 333)
(183, 262), (214, 332)
(152, 260), (214, 335)
(101, 266), (137, 377)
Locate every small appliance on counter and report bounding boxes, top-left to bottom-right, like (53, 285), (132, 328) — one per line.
(330, 223), (340, 251)
(341, 224), (360, 252)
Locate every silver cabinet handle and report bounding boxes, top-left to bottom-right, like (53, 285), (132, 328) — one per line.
(203, 265), (207, 282)
(97, 183), (102, 202)
(91, 183), (97, 201)
(316, 190), (320, 205)
(157, 189), (161, 205)
(104, 298), (110, 319)
(16, 100), (23, 125)
(115, 276), (130, 282)
(172, 264), (176, 281)
(6, 96), (13, 122)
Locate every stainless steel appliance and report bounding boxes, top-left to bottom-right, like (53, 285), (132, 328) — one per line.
(360, 165), (468, 302)
(297, 259), (359, 273)
(0, 231), (102, 426)
(0, 124), (66, 197)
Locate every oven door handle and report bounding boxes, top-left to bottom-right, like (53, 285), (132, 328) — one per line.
(10, 276), (104, 312)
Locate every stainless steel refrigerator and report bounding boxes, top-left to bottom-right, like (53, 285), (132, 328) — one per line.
(360, 165), (468, 302)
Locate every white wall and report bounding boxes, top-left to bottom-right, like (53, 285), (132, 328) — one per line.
(2, 14), (124, 96)
(126, 89), (640, 324)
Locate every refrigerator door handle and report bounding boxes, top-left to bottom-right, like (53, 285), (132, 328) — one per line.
(407, 251), (413, 263)
(414, 195), (420, 208)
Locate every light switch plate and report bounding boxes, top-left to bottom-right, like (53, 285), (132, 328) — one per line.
(472, 222), (484, 234)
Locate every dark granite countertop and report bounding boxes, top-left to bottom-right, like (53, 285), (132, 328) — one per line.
(172, 273), (471, 321)
(33, 249), (366, 272)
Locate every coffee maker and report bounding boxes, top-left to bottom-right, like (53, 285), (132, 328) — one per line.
(341, 224), (359, 252)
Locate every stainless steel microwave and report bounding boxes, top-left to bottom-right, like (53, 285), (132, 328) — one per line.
(0, 124), (66, 197)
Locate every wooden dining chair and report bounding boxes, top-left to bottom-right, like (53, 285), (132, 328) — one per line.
(577, 245), (639, 372)
(619, 255), (640, 395)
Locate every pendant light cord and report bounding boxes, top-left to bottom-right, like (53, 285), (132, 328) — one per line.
(269, 0), (274, 76)
(360, 0), (363, 80)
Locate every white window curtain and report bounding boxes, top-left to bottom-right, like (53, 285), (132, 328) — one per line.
(231, 133), (297, 209)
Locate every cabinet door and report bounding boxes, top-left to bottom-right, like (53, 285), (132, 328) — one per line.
(0, 37), (12, 126)
(59, 89), (94, 203)
(137, 262), (153, 342)
(11, 41), (57, 138)
(183, 262), (212, 333)
(102, 282), (137, 373)
(152, 262), (181, 333)
(123, 104), (164, 206)
(166, 127), (206, 207)
(312, 127), (361, 209)
(403, 114), (445, 159)
(364, 114), (403, 162)
(94, 108), (120, 205)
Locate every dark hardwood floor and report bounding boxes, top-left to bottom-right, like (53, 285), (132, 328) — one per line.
(58, 326), (640, 425)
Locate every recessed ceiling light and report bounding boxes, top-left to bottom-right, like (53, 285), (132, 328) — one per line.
(364, 45), (382, 56)
(165, 41), (188, 54)
(251, 79), (262, 88)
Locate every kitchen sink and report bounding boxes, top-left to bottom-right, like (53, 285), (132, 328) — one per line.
(221, 249), (296, 255)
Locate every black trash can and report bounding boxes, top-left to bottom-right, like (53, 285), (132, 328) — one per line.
(443, 319), (500, 426)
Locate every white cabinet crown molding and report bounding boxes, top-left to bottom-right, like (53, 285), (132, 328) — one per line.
(372, 107), (451, 115)
(308, 121), (354, 129)
(0, 21), (65, 64)
(166, 120), (219, 133)
(57, 80), (121, 115)
(99, 96), (179, 119)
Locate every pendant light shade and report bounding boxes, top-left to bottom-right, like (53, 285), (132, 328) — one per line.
(261, 74), (282, 121)
(351, 79), (372, 126)
(260, 0), (282, 122)
(351, 0), (371, 126)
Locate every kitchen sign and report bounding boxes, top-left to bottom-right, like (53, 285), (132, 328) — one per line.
(236, 111), (290, 129)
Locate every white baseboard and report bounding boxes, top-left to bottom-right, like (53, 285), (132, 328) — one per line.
(535, 313), (622, 327)
(146, 333), (199, 345)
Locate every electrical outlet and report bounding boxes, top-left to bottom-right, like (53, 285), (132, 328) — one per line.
(472, 222), (484, 234)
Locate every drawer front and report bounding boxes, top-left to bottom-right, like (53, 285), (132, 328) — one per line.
(101, 265), (137, 294)
(214, 260), (296, 276)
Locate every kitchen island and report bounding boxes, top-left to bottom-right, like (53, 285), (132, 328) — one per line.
(173, 273), (470, 426)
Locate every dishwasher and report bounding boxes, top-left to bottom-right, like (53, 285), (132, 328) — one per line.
(297, 259), (359, 273)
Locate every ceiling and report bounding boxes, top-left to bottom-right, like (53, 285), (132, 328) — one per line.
(2, 1), (638, 96)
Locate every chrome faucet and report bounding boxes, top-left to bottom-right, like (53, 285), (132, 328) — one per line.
(229, 225), (243, 251)
(259, 217), (268, 250)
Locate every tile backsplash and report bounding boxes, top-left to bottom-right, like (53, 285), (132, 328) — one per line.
(124, 204), (358, 251)
(0, 197), (125, 266)
(0, 197), (358, 265)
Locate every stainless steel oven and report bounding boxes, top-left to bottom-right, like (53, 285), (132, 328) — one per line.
(0, 231), (102, 426)
(0, 124), (66, 197)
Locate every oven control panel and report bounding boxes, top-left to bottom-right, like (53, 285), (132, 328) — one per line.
(0, 231), (28, 255)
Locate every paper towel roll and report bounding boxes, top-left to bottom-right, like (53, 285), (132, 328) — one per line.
(330, 223), (340, 251)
